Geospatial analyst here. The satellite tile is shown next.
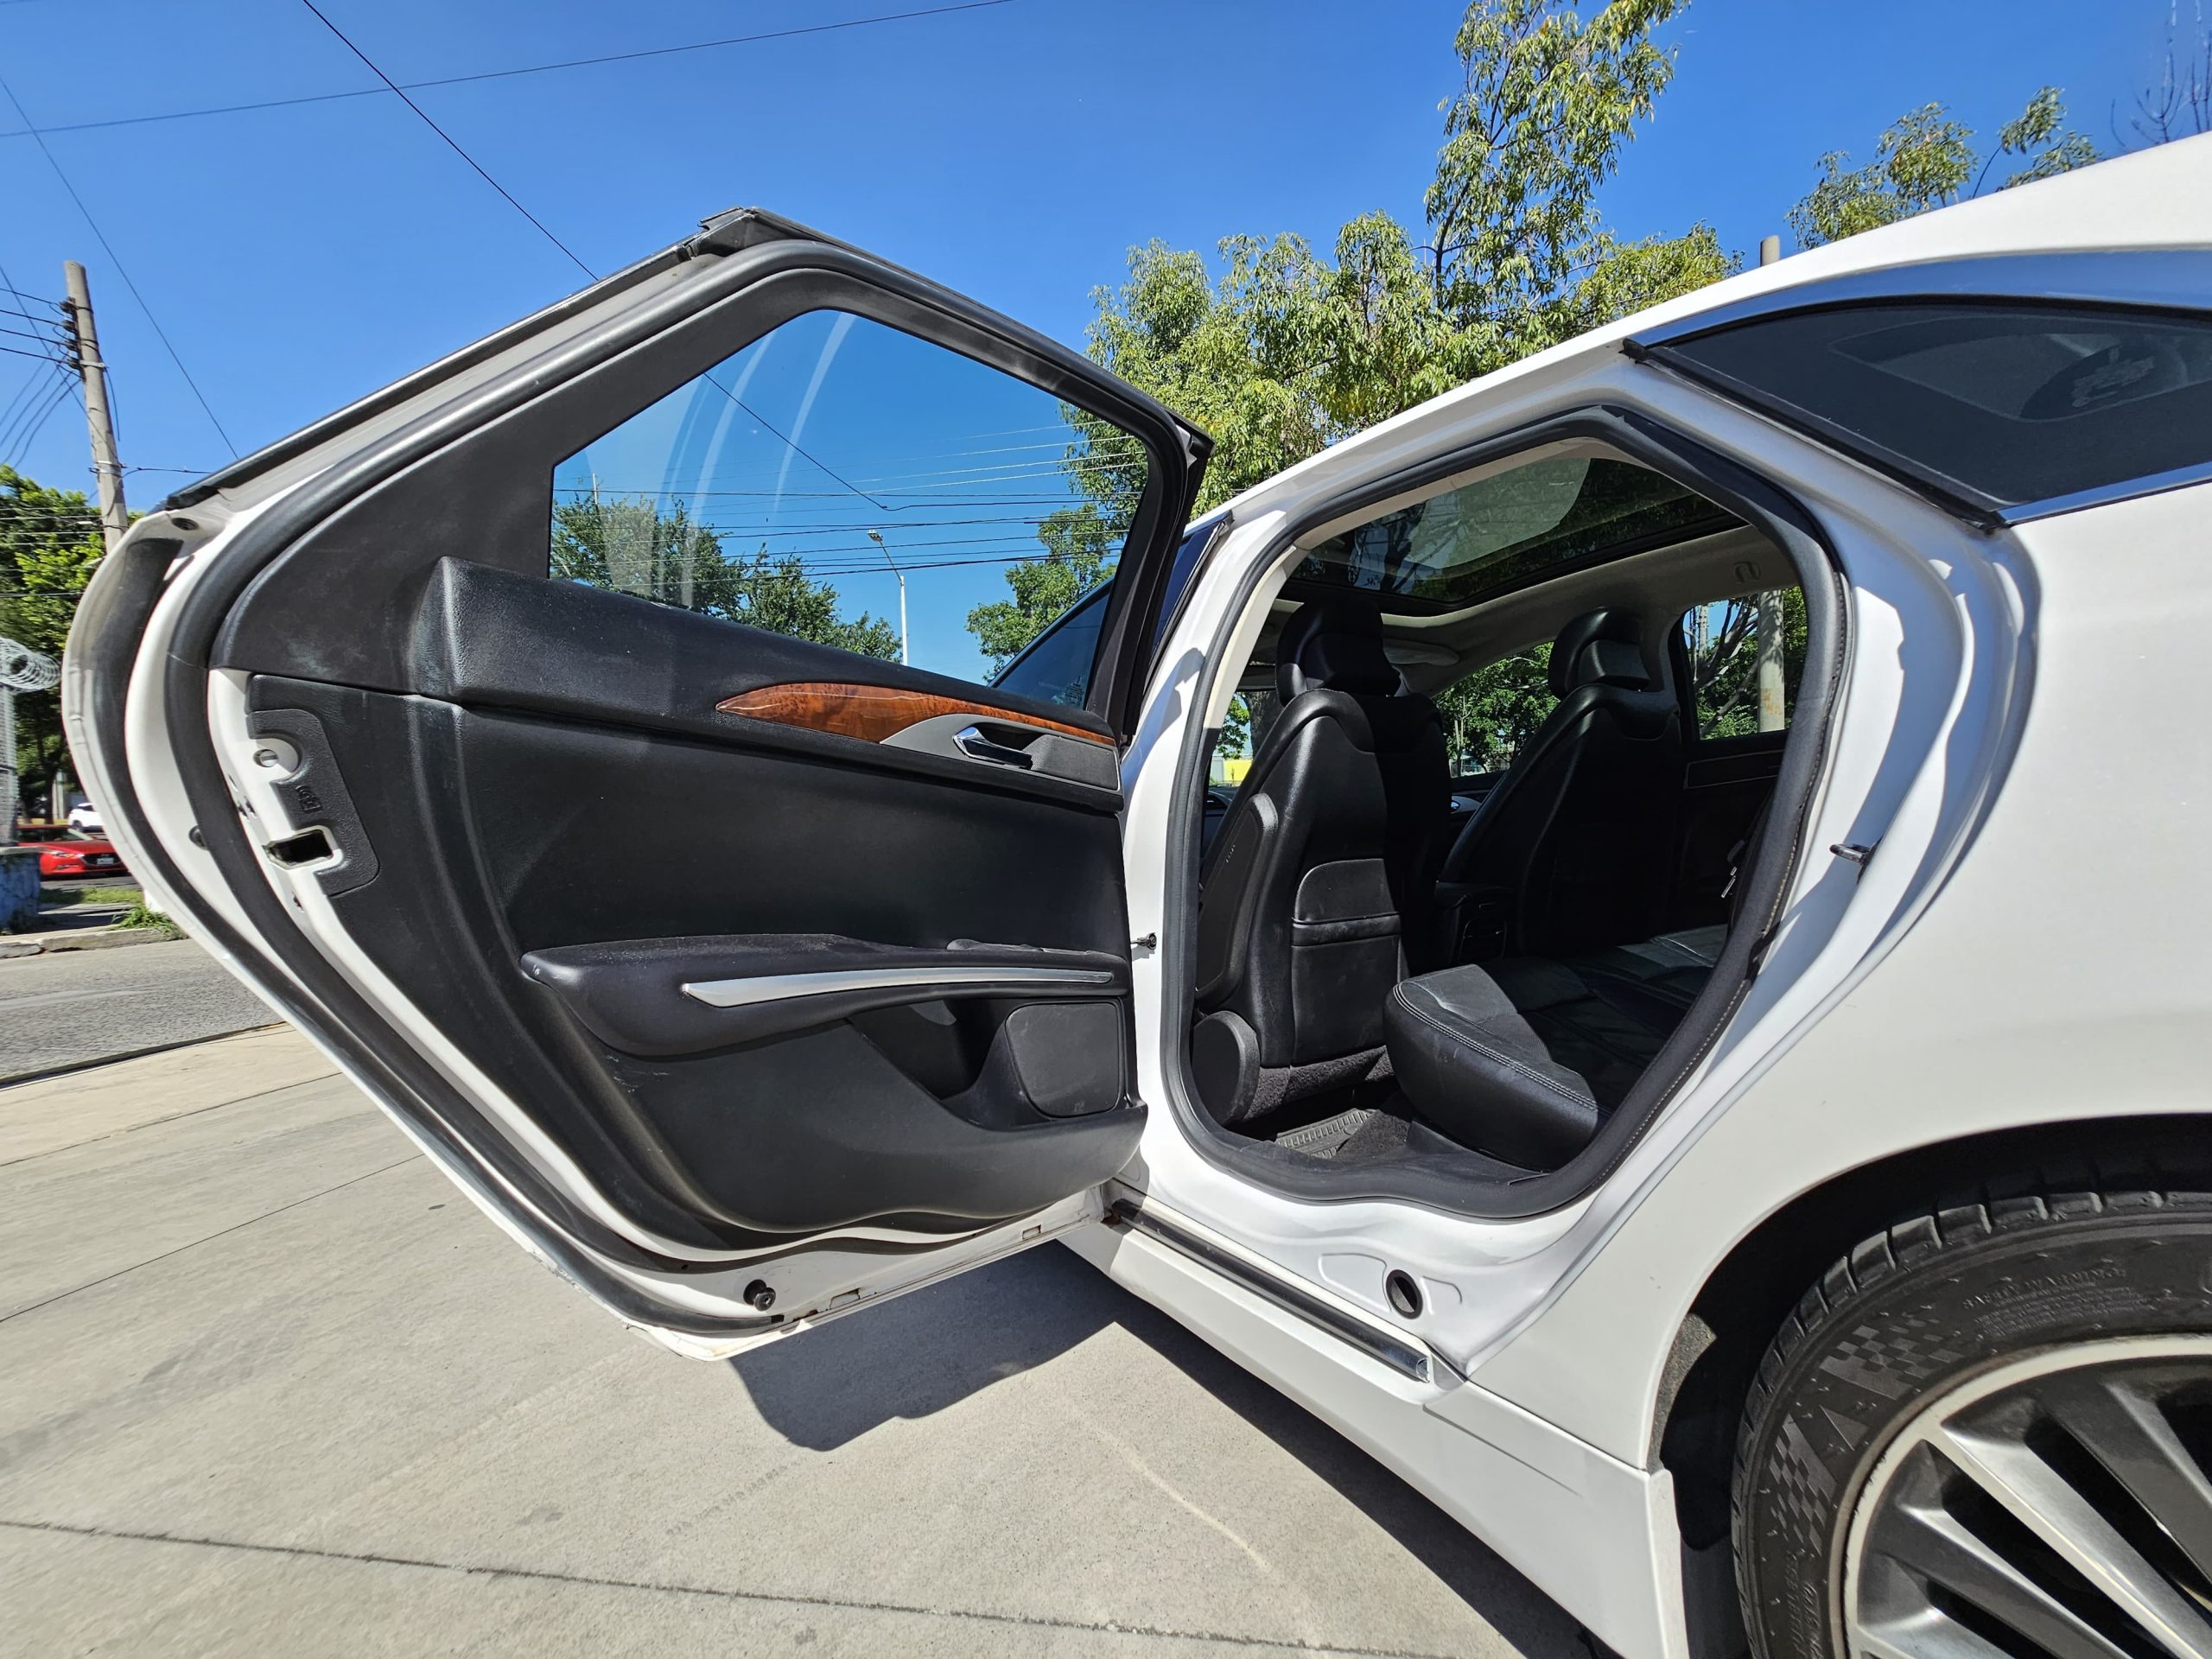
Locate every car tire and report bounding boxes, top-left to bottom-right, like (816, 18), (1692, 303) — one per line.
(1732, 1186), (2212, 1659)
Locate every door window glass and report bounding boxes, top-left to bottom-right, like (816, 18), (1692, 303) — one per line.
(992, 586), (1109, 707)
(550, 308), (1155, 701)
(1653, 302), (2212, 512)
(1681, 588), (1806, 739)
(1435, 645), (1560, 777)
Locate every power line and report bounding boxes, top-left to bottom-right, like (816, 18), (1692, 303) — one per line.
(0, 73), (238, 456)
(295, 5), (899, 522)
(3, 376), (72, 468)
(0, 3), (1020, 141)
(298, 0), (597, 282)
(0, 371), (63, 461)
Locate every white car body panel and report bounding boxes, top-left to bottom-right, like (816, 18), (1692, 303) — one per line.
(1078, 133), (2212, 1656)
(1064, 1213), (1694, 1659)
(1471, 480), (2212, 1461)
(67, 130), (2212, 1659)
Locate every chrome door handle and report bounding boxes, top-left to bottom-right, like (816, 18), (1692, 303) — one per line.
(953, 724), (1034, 768)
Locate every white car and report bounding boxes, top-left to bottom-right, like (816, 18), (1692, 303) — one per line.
(68, 136), (2212, 1659)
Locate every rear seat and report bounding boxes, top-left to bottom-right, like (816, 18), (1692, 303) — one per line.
(1382, 925), (1725, 1169)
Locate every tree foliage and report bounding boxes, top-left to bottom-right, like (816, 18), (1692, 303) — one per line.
(1433, 643), (1556, 772)
(965, 502), (1117, 674)
(2, 467), (105, 815)
(551, 496), (900, 660)
(1073, 0), (1730, 522)
(1425, 0), (1688, 315)
(1682, 590), (1808, 739)
(1788, 87), (2098, 251)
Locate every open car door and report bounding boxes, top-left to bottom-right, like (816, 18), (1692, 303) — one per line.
(65, 210), (1210, 1356)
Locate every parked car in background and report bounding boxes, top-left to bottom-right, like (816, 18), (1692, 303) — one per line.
(66, 799), (104, 835)
(18, 828), (127, 879)
(67, 138), (2212, 1659)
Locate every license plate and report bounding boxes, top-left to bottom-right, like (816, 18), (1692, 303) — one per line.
(88, 855), (118, 867)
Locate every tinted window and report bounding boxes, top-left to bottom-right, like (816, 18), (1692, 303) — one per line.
(1297, 457), (1732, 613)
(1150, 518), (1224, 654)
(992, 586), (1108, 708)
(1681, 588), (1805, 740)
(1434, 644), (1559, 776)
(550, 308), (1154, 699)
(1656, 302), (2212, 512)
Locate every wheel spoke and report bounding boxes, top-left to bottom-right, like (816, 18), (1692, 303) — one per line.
(1867, 1486), (2140, 1659)
(1855, 1560), (2053, 1659)
(2041, 1369), (2212, 1589)
(1930, 1422), (2212, 1659)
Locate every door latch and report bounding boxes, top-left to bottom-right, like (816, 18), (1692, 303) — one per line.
(1830, 841), (1878, 877)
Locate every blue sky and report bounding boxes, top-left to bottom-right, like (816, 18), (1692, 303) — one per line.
(0, 0), (2179, 679)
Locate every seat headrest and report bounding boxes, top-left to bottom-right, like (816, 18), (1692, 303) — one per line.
(1548, 608), (1653, 696)
(1274, 597), (1400, 701)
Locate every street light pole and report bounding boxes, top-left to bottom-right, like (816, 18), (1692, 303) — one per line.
(868, 529), (907, 665)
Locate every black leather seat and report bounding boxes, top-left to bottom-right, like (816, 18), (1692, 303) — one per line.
(1382, 928), (1724, 1168)
(1385, 798), (1771, 1170)
(1191, 596), (1448, 1125)
(1437, 608), (1681, 959)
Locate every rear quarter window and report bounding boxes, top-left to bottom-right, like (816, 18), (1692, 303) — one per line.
(1649, 301), (2212, 517)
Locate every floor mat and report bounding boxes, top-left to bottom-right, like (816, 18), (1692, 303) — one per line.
(1334, 1108), (1414, 1161)
(1274, 1107), (1376, 1158)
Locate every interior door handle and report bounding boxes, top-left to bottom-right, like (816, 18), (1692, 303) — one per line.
(953, 723), (1034, 769)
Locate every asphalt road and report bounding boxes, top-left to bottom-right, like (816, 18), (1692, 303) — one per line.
(0, 937), (274, 1082)
(0, 1031), (1587, 1657)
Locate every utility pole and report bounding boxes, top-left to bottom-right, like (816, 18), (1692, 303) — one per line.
(63, 261), (129, 553)
(868, 529), (908, 666)
(1754, 236), (1788, 733)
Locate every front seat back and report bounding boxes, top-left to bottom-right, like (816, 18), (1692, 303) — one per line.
(1439, 607), (1681, 959)
(1191, 598), (1447, 1123)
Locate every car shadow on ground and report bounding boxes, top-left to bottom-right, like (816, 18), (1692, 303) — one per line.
(730, 1243), (1589, 1657)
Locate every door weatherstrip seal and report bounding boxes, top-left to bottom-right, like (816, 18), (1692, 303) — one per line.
(683, 963), (1116, 1008)
(1108, 1198), (1433, 1383)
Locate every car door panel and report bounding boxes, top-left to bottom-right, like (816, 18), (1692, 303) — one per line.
(207, 245), (1192, 724)
(235, 594), (1142, 1248)
(73, 211), (1210, 1344)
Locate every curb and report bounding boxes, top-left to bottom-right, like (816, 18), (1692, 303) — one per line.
(0, 1021), (285, 1090)
(0, 925), (183, 959)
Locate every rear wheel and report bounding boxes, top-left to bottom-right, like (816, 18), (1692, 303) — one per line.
(1732, 1190), (2212, 1659)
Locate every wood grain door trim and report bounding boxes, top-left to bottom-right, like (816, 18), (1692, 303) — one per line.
(715, 682), (1110, 747)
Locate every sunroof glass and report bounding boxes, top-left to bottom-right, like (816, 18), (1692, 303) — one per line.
(1296, 456), (1731, 609)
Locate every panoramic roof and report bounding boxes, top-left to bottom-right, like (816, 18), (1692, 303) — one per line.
(1290, 455), (1738, 615)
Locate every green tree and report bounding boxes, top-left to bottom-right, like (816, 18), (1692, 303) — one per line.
(1, 467), (105, 815)
(1001, 0), (1729, 567)
(1424, 0), (1690, 317)
(1682, 590), (1807, 739)
(1433, 644), (1556, 772)
(964, 501), (1117, 673)
(1789, 87), (2097, 250)
(552, 496), (899, 659)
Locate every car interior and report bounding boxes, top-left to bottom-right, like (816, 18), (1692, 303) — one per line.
(1183, 441), (1809, 1182)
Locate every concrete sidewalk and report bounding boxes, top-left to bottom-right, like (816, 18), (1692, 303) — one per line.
(0, 1030), (1586, 1657)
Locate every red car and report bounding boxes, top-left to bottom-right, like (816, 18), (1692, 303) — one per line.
(14, 825), (128, 878)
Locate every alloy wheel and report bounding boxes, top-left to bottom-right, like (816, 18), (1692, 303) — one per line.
(1844, 1336), (2212, 1659)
